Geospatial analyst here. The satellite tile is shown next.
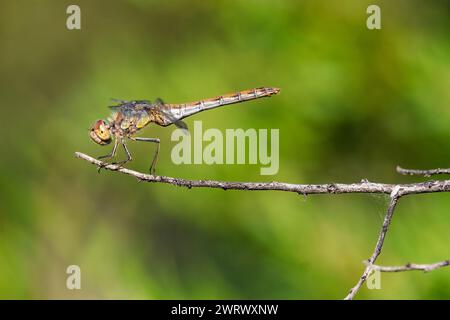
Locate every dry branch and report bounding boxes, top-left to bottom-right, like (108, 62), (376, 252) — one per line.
(75, 152), (450, 196)
(397, 166), (450, 177)
(369, 260), (450, 273)
(75, 151), (450, 299)
(344, 190), (400, 300)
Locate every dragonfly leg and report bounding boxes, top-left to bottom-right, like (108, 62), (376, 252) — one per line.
(111, 140), (133, 167)
(98, 140), (118, 160)
(130, 137), (160, 175)
(97, 139), (119, 173)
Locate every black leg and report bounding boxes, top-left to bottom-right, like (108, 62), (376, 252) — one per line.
(112, 140), (133, 166)
(98, 139), (118, 160)
(130, 137), (160, 175)
(97, 139), (118, 173)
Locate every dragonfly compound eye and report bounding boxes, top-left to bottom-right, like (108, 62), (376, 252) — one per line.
(90, 120), (112, 145)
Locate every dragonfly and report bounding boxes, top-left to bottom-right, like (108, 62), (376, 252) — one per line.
(89, 87), (280, 174)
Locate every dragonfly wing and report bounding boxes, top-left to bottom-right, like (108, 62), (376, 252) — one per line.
(159, 107), (189, 131)
(174, 119), (188, 131)
(107, 99), (187, 131)
(108, 105), (121, 112)
(110, 98), (129, 104)
(109, 102), (146, 115)
(145, 102), (189, 131)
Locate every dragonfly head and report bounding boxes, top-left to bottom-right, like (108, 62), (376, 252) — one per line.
(90, 119), (112, 145)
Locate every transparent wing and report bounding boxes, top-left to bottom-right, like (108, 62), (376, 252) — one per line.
(151, 99), (189, 131)
(110, 98), (129, 104)
(160, 108), (188, 130)
(107, 99), (188, 131)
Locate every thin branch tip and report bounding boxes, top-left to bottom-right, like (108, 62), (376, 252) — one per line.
(397, 166), (450, 177)
(368, 259), (450, 273)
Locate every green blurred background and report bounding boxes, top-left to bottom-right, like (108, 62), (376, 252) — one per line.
(0, 0), (449, 299)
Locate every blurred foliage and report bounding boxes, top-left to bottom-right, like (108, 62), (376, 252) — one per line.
(0, 0), (449, 299)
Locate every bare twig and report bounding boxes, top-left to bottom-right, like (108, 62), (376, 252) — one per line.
(397, 166), (450, 177)
(344, 188), (401, 300)
(75, 152), (450, 299)
(369, 259), (450, 273)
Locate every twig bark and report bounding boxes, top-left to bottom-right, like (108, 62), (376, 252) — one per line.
(397, 166), (450, 177)
(75, 151), (450, 299)
(344, 188), (400, 300)
(75, 152), (450, 196)
(369, 260), (450, 273)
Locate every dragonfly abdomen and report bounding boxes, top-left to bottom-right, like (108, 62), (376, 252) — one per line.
(165, 87), (280, 121)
